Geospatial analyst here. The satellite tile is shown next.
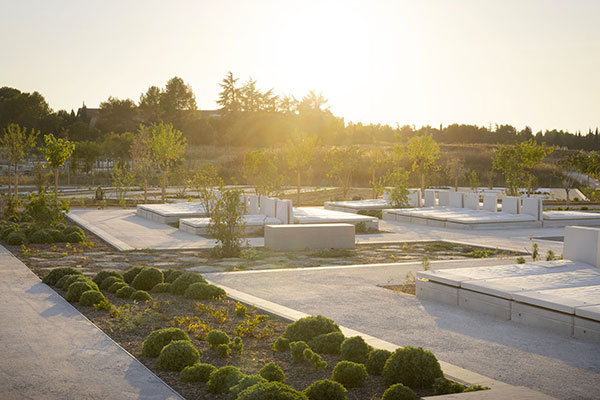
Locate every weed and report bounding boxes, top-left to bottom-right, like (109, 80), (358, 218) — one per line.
(234, 314), (273, 338)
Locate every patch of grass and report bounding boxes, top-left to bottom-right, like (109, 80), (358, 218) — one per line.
(309, 248), (354, 258)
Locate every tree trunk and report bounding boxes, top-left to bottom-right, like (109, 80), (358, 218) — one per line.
(421, 172), (425, 199)
(7, 164), (12, 198)
(143, 178), (148, 203)
(296, 170), (301, 205)
(55, 167), (59, 193)
(372, 170), (377, 199)
(454, 176), (458, 192)
(161, 172), (167, 203)
(14, 164), (18, 199)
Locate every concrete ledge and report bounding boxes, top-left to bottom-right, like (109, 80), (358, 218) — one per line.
(459, 289), (511, 320)
(67, 212), (134, 251)
(264, 223), (355, 250)
(416, 279), (459, 305)
(511, 302), (574, 336)
(574, 316), (600, 341)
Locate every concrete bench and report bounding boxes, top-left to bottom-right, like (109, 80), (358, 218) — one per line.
(264, 223), (355, 250)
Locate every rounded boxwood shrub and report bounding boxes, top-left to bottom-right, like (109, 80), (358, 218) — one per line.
(100, 276), (124, 290)
(433, 377), (464, 395)
(30, 229), (54, 244)
(170, 272), (206, 295)
(365, 349), (392, 376)
(6, 231), (26, 245)
(46, 228), (64, 242)
(63, 225), (85, 237)
(142, 327), (190, 357)
(42, 266), (82, 286)
(290, 341), (310, 362)
(79, 290), (106, 307)
(123, 266), (144, 284)
(207, 329), (230, 348)
(332, 361), (367, 388)
(228, 375), (267, 400)
(381, 383), (417, 400)
(131, 290), (152, 302)
(216, 343), (230, 358)
(236, 381), (308, 400)
(93, 270), (123, 285)
(309, 331), (344, 354)
(155, 340), (199, 371)
(165, 269), (183, 283)
(65, 231), (85, 243)
(180, 363), (216, 383)
(383, 346), (443, 389)
(272, 336), (290, 352)
(184, 282), (226, 300)
(131, 267), (164, 291)
(283, 315), (341, 343)
(206, 365), (244, 394)
(66, 280), (99, 302)
(115, 285), (136, 298)
(55, 273), (80, 289)
(340, 336), (370, 363)
(1, 223), (19, 240)
(260, 362), (285, 382)
(53, 222), (67, 232)
(304, 379), (347, 400)
(62, 275), (90, 291)
(108, 281), (129, 293)
(230, 336), (244, 355)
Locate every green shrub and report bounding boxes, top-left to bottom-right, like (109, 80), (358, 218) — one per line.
(304, 379), (347, 400)
(272, 336), (290, 352)
(42, 266), (82, 286)
(171, 272), (207, 295)
(309, 331), (344, 354)
(290, 341), (310, 362)
(433, 377), (464, 395)
(142, 327), (190, 357)
(237, 381), (308, 400)
(6, 231), (25, 245)
(1, 223), (19, 240)
(381, 383), (417, 400)
(79, 290), (106, 307)
(123, 266), (144, 284)
(165, 269), (183, 283)
(183, 282), (226, 300)
(94, 299), (113, 311)
(230, 336), (244, 355)
(30, 229), (54, 244)
(151, 282), (172, 293)
(236, 302), (247, 317)
(180, 363), (216, 383)
(383, 346), (443, 389)
(65, 231), (85, 243)
(66, 280), (98, 302)
(365, 349), (392, 376)
(62, 275), (89, 291)
(228, 375), (268, 400)
(155, 340), (199, 371)
(463, 385), (490, 392)
(206, 365), (244, 394)
(207, 329), (230, 348)
(131, 290), (152, 302)
(310, 353), (328, 369)
(260, 362), (285, 382)
(100, 276), (124, 290)
(115, 285), (136, 298)
(303, 348), (315, 362)
(516, 256), (526, 264)
(131, 267), (164, 291)
(93, 270), (123, 285)
(53, 222), (67, 232)
(283, 315), (341, 343)
(55, 273), (80, 289)
(332, 361), (367, 388)
(108, 281), (129, 293)
(63, 225), (84, 237)
(340, 336), (370, 363)
(215, 343), (230, 358)
(46, 228), (64, 242)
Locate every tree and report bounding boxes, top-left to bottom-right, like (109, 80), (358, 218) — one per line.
(102, 131), (134, 166)
(130, 125), (154, 202)
(139, 85), (163, 123)
(208, 189), (246, 258)
(327, 146), (362, 198)
(493, 139), (553, 196)
(148, 122), (187, 202)
(240, 78), (262, 112)
(191, 163), (223, 217)
(160, 77), (197, 125)
(446, 158), (467, 192)
(243, 150), (282, 196)
(111, 164), (135, 206)
(96, 97), (138, 133)
(468, 170), (480, 191)
(298, 91), (329, 113)
(41, 133), (75, 192)
(0, 87), (51, 130)
(556, 157), (578, 204)
(384, 168), (410, 208)
(71, 141), (102, 181)
(404, 135), (440, 196)
(217, 71), (240, 114)
(284, 133), (317, 204)
(365, 147), (390, 199)
(0, 123), (38, 198)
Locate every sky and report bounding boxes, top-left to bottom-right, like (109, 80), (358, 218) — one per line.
(1, 0), (599, 133)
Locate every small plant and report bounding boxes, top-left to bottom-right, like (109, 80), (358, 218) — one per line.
(208, 189), (246, 258)
(66, 280), (99, 302)
(79, 290), (106, 307)
(100, 276), (124, 290)
(6, 231), (25, 245)
(171, 272), (206, 295)
(272, 336), (290, 352)
(290, 341), (310, 362)
(304, 379), (347, 400)
(207, 329), (230, 348)
(131, 290), (152, 302)
(42, 266), (82, 286)
(165, 269), (183, 283)
(365, 349), (392, 376)
(433, 377), (464, 395)
(235, 302), (247, 317)
(93, 270), (123, 285)
(464, 384), (490, 392)
(196, 303), (228, 324)
(236, 381), (307, 400)
(340, 336), (370, 363)
(116, 285), (136, 299)
(228, 375), (268, 400)
(108, 281), (129, 293)
(381, 383), (417, 400)
(155, 340), (199, 371)
(309, 331), (344, 354)
(383, 346), (443, 389)
(516, 256), (526, 264)
(234, 314), (272, 338)
(131, 267), (164, 291)
(62, 275), (89, 291)
(183, 282), (226, 300)
(332, 361), (367, 388)
(303, 348), (315, 362)
(55, 274), (79, 289)
(93, 298), (114, 311)
(259, 362), (285, 382)
(142, 327), (190, 357)
(123, 266), (144, 284)
(216, 343), (230, 358)
(180, 363), (217, 383)
(230, 336), (244, 355)
(283, 315), (341, 343)
(151, 282), (172, 293)
(205, 365), (244, 394)
(531, 242), (539, 261)
(310, 352), (328, 369)
(546, 249), (556, 261)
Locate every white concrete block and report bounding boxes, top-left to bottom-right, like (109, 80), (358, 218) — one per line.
(248, 195), (259, 215)
(564, 226), (600, 268)
(382, 187), (391, 202)
(502, 196), (520, 214)
(458, 289), (511, 320)
(260, 196), (277, 218)
(408, 190), (421, 208)
(482, 194), (497, 212)
(449, 191), (464, 208)
(521, 197), (542, 220)
(464, 193), (479, 210)
(511, 302), (574, 336)
(574, 316), (600, 341)
(264, 223), (355, 250)
(276, 199), (292, 224)
(438, 190), (450, 206)
(416, 279), (459, 305)
(424, 190), (436, 207)
(287, 199), (294, 224)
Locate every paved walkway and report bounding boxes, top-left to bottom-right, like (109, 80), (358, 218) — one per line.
(0, 245), (182, 400)
(206, 258), (600, 400)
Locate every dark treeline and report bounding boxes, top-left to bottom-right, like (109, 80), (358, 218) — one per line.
(1, 74), (599, 150)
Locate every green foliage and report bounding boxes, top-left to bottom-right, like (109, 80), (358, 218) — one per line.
(310, 352), (328, 369)
(309, 331), (344, 354)
(151, 282), (172, 293)
(304, 379), (347, 400)
(66, 280), (98, 302)
(62, 275), (89, 291)
(546, 249), (556, 261)
(115, 285), (136, 298)
(365, 349), (392, 376)
(381, 383), (417, 400)
(243, 149), (282, 196)
(6, 230), (26, 245)
(236, 381), (308, 400)
(63, 225), (84, 237)
(42, 266), (82, 286)
(384, 168), (411, 208)
(24, 191), (70, 228)
(290, 341), (310, 362)
(228, 375), (268, 400)
(191, 162), (223, 217)
(404, 134), (440, 194)
(235, 301), (247, 317)
(206, 365), (244, 394)
(131, 290), (152, 302)
(41, 133), (75, 191)
(463, 385), (490, 392)
(207, 329), (230, 348)
(383, 346), (443, 389)
(79, 290), (106, 307)
(170, 272), (206, 295)
(303, 348), (314, 362)
(108, 281), (129, 293)
(155, 340), (199, 371)
(147, 122), (188, 202)
(100, 276), (124, 290)
(180, 363), (217, 383)
(531, 242), (539, 261)
(327, 145), (362, 198)
(55, 274), (80, 289)
(29, 229), (53, 244)
(260, 362), (285, 382)
(93, 270), (123, 285)
(208, 189), (246, 258)
(230, 336), (244, 355)
(123, 266), (144, 284)
(183, 282), (226, 300)
(283, 315), (341, 343)
(331, 361), (367, 388)
(433, 378), (464, 395)
(131, 267), (164, 291)
(516, 256), (526, 264)
(142, 328), (190, 357)
(164, 269), (183, 283)
(216, 343), (230, 358)
(65, 231), (85, 243)
(94, 298), (113, 311)
(272, 336), (290, 352)
(1, 223), (19, 241)
(340, 336), (370, 364)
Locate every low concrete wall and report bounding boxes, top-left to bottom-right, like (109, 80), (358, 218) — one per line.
(264, 223), (355, 250)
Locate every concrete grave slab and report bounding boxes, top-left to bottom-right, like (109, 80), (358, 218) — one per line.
(276, 199), (292, 224)
(408, 189), (421, 208)
(502, 196), (520, 214)
(483, 193), (498, 212)
(264, 223), (355, 250)
(564, 226), (600, 268)
(248, 195), (259, 214)
(465, 193), (480, 210)
(522, 197), (543, 220)
(424, 189), (436, 207)
(136, 202), (207, 224)
(449, 191), (464, 208)
(438, 190), (450, 206)
(293, 207), (378, 229)
(259, 196), (277, 218)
